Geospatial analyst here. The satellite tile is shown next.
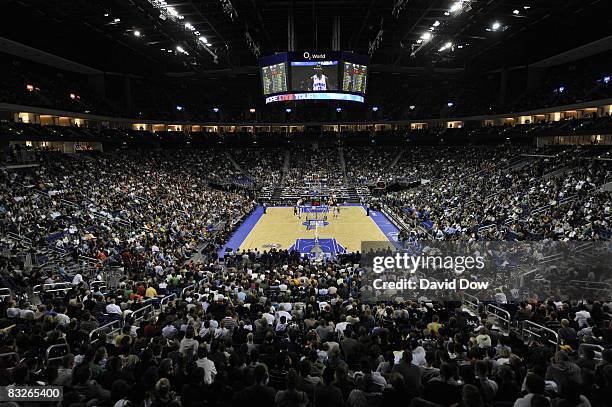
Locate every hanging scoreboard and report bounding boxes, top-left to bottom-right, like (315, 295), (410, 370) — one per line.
(260, 51), (369, 104)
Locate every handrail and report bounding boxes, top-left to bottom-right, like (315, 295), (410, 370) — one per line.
(181, 284), (196, 297)
(522, 320), (559, 349)
(132, 303), (153, 324)
(89, 320), (122, 345)
(160, 293), (177, 311)
(6, 231), (32, 245)
(579, 344), (604, 361)
(90, 281), (106, 291)
(33, 282), (72, 294)
(0, 352), (20, 366)
(42, 288), (74, 295)
(0, 287), (12, 300)
(45, 343), (70, 366)
(568, 280), (611, 293)
(79, 255), (99, 265)
(485, 304), (511, 335)
(462, 293), (479, 315)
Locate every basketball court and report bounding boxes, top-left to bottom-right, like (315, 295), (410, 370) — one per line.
(220, 204), (399, 258)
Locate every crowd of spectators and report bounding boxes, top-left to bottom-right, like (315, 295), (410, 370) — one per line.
(284, 144), (346, 190)
(343, 147), (398, 184)
(0, 149), (254, 290)
(384, 146), (611, 241)
(1, 244), (612, 407)
(0, 138), (611, 407)
(232, 148), (285, 187)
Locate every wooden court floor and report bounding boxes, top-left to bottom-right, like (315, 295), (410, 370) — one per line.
(238, 206), (389, 253)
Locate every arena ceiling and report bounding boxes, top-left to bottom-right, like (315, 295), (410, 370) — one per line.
(1, 0), (611, 75)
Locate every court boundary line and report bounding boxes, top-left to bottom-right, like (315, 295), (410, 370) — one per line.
(218, 206), (265, 258)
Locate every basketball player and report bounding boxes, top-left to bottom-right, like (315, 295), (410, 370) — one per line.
(309, 64), (329, 91)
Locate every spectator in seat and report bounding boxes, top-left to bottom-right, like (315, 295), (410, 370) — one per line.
(70, 363), (111, 403)
(178, 327), (199, 361)
(392, 350), (422, 395)
(546, 351), (582, 394)
(275, 369), (309, 407)
(354, 358), (387, 392)
(513, 373), (548, 407)
(558, 319), (577, 344)
(424, 362), (461, 406)
(475, 360), (498, 402)
(234, 364), (276, 406)
(195, 346), (217, 385)
(452, 384), (486, 407)
(313, 366), (343, 407)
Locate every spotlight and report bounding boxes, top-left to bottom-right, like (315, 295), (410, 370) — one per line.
(286, 108), (292, 113)
(603, 75), (611, 84)
(439, 42), (453, 52)
(372, 106), (379, 112)
(409, 105), (416, 110)
(176, 105), (184, 111)
(104, 13), (109, 17)
(114, 18), (121, 23)
(558, 86), (565, 93)
(420, 32), (432, 41)
(432, 20), (440, 27)
(134, 30), (141, 37)
(336, 107), (342, 112)
(447, 101), (454, 108)
(491, 21), (501, 31)
(249, 108), (256, 113)
(213, 107), (220, 113)
(26, 84), (34, 92)
(512, 9), (520, 15)
(449, 1), (462, 13)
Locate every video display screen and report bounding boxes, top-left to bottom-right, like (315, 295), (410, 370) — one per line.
(290, 61), (338, 91)
(261, 62), (287, 95)
(342, 62), (368, 94)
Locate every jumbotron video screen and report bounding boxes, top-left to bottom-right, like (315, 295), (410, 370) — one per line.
(260, 51), (369, 103)
(290, 61), (338, 91)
